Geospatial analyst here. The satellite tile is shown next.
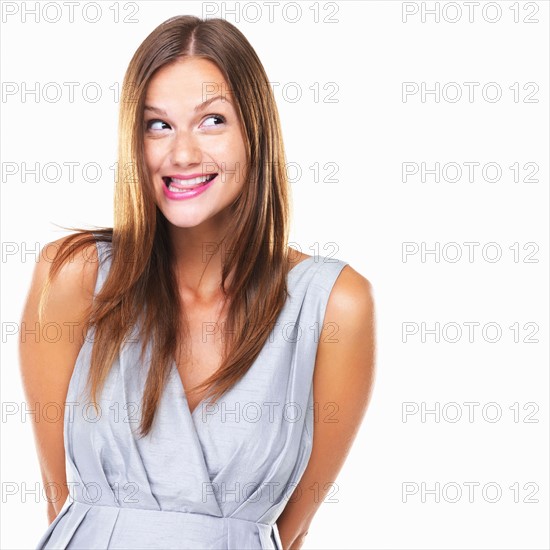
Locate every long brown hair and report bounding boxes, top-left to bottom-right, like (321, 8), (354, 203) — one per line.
(38, 15), (292, 437)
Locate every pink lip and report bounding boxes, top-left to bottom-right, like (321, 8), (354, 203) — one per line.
(162, 174), (217, 201)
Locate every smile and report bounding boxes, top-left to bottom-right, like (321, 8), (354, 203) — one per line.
(161, 174), (218, 200)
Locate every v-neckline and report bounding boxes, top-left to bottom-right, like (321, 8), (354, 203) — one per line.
(173, 255), (316, 418)
(171, 359), (210, 419)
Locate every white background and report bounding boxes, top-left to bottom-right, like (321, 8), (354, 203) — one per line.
(1, 1), (549, 549)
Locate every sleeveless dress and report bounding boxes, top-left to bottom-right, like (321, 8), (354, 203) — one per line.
(35, 238), (349, 549)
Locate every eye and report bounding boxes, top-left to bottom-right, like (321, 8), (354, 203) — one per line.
(202, 114), (226, 128)
(145, 119), (170, 131)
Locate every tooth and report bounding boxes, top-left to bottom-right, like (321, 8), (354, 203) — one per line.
(171, 175), (211, 187)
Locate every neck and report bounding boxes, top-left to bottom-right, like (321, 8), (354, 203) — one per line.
(167, 221), (232, 304)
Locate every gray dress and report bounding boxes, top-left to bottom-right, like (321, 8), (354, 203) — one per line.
(36, 238), (348, 549)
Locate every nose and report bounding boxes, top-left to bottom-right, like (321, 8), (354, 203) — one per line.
(169, 130), (201, 167)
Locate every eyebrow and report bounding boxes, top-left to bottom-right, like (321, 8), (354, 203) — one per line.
(144, 95), (232, 116)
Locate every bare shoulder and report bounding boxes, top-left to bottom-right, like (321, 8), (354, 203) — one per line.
(315, 261), (376, 409)
(22, 234), (101, 348)
(325, 263), (374, 324)
(34, 234), (100, 308)
(42, 233), (99, 285)
(20, 232), (101, 394)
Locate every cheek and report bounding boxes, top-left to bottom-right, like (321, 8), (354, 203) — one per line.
(144, 142), (163, 169)
(143, 145), (153, 169)
(223, 136), (247, 180)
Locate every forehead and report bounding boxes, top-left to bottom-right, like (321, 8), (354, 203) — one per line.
(145, 57), (233, 106)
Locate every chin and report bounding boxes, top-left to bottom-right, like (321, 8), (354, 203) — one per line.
(163, 214), (206, 228)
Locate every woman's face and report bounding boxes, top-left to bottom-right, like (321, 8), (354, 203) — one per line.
(143, 56), (248, 231)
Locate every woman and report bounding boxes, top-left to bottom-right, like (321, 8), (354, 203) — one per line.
(20, 15), (376, 550)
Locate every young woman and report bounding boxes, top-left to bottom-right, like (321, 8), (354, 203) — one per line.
(20, 15), (376, 550)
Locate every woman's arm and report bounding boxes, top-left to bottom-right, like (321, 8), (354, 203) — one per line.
(276, 265), (376, 549)
(18, 236), (99, 523)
